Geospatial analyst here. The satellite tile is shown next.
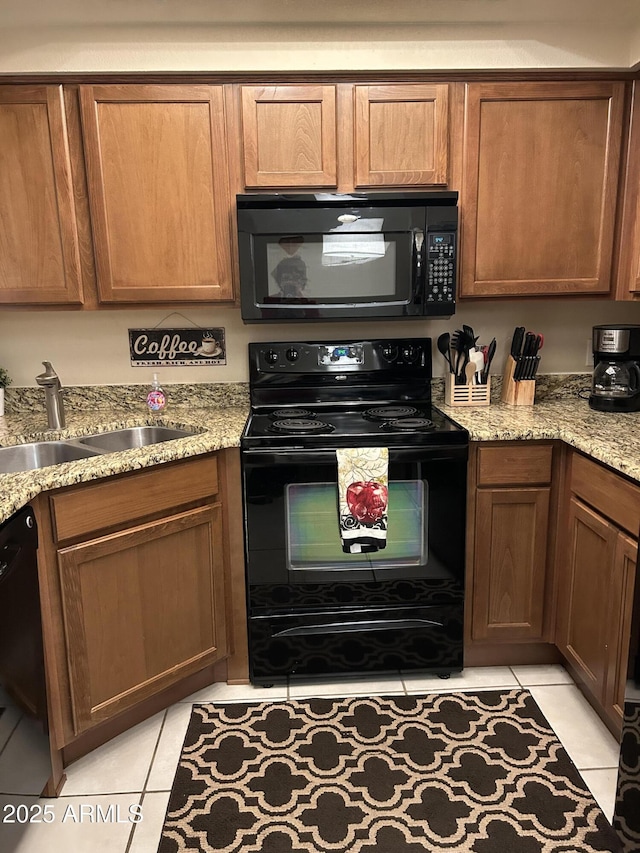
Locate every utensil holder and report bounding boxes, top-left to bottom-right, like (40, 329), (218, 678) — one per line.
(445, 373), (491, 407)
(501, 355), (536, 405)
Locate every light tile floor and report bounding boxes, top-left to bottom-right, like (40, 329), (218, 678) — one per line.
(0, 665), (621, 852)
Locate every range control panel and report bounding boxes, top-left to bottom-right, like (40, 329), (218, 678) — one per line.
(426, 232), (456, 307)
(254, 339), (429, 373)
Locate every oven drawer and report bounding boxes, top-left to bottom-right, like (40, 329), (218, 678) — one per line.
(248, 605), (463, 684)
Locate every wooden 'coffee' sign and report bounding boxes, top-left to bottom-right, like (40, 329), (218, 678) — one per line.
(128, 328), (226, 366)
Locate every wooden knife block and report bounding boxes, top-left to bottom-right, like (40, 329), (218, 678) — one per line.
(501, 355), (536, 406)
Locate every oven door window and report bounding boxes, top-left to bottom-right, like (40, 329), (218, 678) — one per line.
(286, 481), (425, 571)
(243, 450), (466, 606)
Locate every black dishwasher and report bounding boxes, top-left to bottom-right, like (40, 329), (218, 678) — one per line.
(0, 506), (46, 722)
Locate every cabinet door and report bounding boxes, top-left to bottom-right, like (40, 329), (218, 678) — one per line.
(461, 82), (624, 297)
(0, 85), (83, 304)
(80, 85), (233, 303)
(604, 532), (638, 728)
(615, 80), (640, 299)
(557, 497), (617, 702)
(240, 85), (337, 188)
(472, 487), (550, 642)
(354, 84), (449, 187)
(58, 505), (227, 735)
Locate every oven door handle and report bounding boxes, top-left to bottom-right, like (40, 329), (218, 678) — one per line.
(242, 447), (467, 465)
(273, 618), (444, 637)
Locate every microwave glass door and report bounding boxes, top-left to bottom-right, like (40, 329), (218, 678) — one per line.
(254, 229), (412, 308)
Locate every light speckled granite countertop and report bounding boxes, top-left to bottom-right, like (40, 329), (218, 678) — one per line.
(0, 378), (638, 526)
(0, 383), (250, 525)
(440, 397), (640, 482)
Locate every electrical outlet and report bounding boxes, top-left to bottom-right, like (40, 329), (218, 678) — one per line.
(585, 338), (593, 367)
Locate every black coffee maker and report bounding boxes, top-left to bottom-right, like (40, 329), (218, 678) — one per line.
(590, 324), (640, 412)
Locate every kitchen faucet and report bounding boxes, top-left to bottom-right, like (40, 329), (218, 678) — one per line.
(35, 361), (66, 429)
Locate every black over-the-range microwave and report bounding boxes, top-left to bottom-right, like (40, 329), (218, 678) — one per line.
(236, 191), (458, 322)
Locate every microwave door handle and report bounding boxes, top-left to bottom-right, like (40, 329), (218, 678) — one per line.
(413, 228), (425, 297)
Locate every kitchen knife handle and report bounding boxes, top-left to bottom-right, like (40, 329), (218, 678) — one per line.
(514, 356), (525, 381)
(510, 326), (525, 359)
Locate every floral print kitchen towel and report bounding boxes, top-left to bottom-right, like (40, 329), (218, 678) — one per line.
(336, 447), (389, 554)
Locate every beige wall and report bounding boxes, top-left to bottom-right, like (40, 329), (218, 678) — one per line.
(1, 1), (639, 72)
(3, 301), (640, 389)
(0, 22), (634, 73)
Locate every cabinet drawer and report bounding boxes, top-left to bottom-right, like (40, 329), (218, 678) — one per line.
(50, 455), (218, 542)
(571, 452), (640, 537)
(477, 443), (553, 486)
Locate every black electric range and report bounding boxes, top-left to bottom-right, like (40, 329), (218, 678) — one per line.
(240, 338), (469, 685)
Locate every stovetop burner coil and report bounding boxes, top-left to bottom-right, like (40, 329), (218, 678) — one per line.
(270, 408), (316, 420)
(363, 406), (419, 421)
(383, 417), (435, 431)
(269, 418), (335, 435)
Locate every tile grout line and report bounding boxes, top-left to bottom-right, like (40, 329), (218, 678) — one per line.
(124, 708), (169, 853)
(0, 712), (23, 762)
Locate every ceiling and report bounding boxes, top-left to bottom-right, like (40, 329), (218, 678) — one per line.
(1, 0), (638, 28)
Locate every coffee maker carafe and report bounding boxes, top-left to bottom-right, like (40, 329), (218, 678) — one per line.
(589, 324), (640, 412)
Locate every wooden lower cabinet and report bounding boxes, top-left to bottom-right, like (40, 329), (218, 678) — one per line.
(34, 451), (248, 774)
(468, 443), (640, 738)
(57, 504), (226, 735)
(469, 442), (556, 646)
(556, 496), (638, 730)
(555, 452), (640, 734)
(605, 532), (638, 727)
(556, 498), (618, 701)
(472, 487), (550, 642)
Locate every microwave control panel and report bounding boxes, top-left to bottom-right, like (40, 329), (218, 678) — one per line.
(426, 232), (456, 307)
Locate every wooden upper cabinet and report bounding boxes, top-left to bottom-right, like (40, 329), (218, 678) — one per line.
(615, 80), (640, 300)
(0, 85), (83, 305)
(461, 81), (625, 298)
(353, 84), (449, 187)
(79, 84), (233, 303)
(240, 85), (338, 188)
(238, 82), (451, 190)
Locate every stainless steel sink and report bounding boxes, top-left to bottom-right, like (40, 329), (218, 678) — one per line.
(0, 441), (103, 474)
(0, 426), (199, 474)
(75, 426), (198, 452)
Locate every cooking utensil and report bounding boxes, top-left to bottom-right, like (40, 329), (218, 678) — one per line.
(481, 337), (496, 384)
(453, 332), (474, 385)
(463, 325), (479, 347)
(465, 362), (476, 386)
(437, 333), (454, 373)
(470, 350), (485, 384)
(449, 331), (464, 384)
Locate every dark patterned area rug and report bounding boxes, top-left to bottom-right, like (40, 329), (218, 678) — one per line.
(158, 689), (621, 853)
